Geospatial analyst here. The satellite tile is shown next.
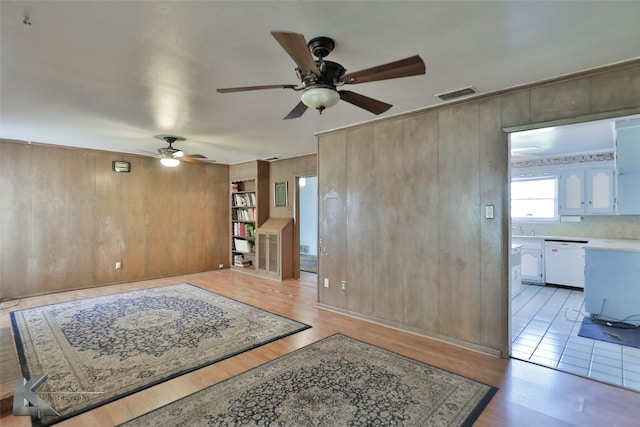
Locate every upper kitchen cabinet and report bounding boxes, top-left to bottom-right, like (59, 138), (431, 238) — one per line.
(616, 117), (640, 215)
(558, 167), (615, 215)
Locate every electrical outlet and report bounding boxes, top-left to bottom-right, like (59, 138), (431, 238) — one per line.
(324, 278), (329, 288)
(341, 280), (346, 291)
(115, 261), (122, 270)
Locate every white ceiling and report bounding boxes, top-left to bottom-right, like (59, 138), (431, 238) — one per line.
(2, 1), (640, 165)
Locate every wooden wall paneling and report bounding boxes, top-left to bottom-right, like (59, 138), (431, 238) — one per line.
(31, 146), (69, 292)
(165, 165), (191, 274)
(118, 154), (149, 281)
(62, 149), (97, 288)
(529, 78), (591, 123)
(94, 151), (124, 285)
(229, 161), (258, 181)
(500, 91), (531, 128)
(401, 112), (440, 331)
(184, 165), (207, 273)
(345, 126), (374, 316)
(370, 120), (405, 324)
(256, 160), (270, 228)
(478, 97), (509, 352)
(143, 160), (170, 279)
(318, 132), (347, 309)
(205, 164), (230, 269)
(437, 104), (482, 343)
(590, 64), (640, 113)
(0, 142), (33, 299)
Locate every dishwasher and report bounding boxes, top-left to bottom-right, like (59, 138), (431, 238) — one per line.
(544, 239), (588, 288)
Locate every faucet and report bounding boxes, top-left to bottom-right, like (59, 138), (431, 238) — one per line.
(530, 229), (536, 236)
(519, 226), (524, 236)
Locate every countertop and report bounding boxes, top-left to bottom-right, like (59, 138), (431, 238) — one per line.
(512, 235), (640, 252)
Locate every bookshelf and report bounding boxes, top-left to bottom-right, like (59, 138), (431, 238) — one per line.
(229, 160), (269, 272)
(231, 180), (258, 270)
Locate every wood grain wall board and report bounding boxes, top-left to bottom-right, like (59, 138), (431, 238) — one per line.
(345, 126), (374, 316)
(590, 64), (640, 113)
(0, 143), (33, 298)
(530, 78), (591, 123)
(205, 164), (231, 268)
(371, 120), (406, 324)
(317, 131), (347, 309)
(499, 91), (531, 129)
(94, 151), (124, 284)
(478, 97), (509, 352)
(256, 160), (270, 229)
(31, 145), (69, 291)
(401, 112), (440, 331)
(437, 103), (482, 343)
(0, 142), (230, 300)
(143, 160), (171, 279)
(317, 61), (640, 355)
(62, 149), (97, 288)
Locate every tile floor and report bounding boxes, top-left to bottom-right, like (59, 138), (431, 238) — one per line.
(511, 283), (640, 392)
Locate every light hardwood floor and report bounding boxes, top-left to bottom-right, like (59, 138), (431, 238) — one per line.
(1, 270), (639, 426)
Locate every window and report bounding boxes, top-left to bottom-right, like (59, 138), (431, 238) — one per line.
(511, 177), (557, 221)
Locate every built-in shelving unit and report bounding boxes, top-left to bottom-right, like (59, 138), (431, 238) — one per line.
(229, 160), (269, 272)
(231, 180), (257, 270)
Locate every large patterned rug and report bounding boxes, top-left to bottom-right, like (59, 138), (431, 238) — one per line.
(10, 283), (310, 426)
(121, 334), (498, 427)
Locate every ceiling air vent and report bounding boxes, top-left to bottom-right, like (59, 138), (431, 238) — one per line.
(436, 86), (476, 101)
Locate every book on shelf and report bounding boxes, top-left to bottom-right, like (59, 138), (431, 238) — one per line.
(234, 238), (254, 253)
(233, 193), (255, 207)
(233, 222), (256, 237)
(233, 254), (252, 267)
(234, 207), (256, 222)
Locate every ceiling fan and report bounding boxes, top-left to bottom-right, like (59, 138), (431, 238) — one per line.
(216, 31), (426, 119)
(154, 135), (208, 167)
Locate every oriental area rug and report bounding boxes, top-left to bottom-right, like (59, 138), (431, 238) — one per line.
(10, 283), (310, 426)
(121, 334), (498, 427)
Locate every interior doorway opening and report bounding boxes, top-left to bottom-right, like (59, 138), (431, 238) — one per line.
(296, 175), (318, 274)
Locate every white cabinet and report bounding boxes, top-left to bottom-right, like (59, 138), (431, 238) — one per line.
(510, 245), (523, 297)
(616, 120), (640, 215)
(558, 166), (615, 215)
(512, 237), (545, 284)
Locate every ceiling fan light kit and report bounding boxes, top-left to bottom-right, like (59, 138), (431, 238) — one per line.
(152, 135), (208, 167)
(159, 155), (180, 167)
(216, 31), (426, 119)
(300, 85), (340, 112)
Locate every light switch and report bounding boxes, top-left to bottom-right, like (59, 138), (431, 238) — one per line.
(484, 205), (494, 219)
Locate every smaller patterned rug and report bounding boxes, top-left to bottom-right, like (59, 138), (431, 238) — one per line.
(10, 283), (310, 426)
(121, 334), (498, 427)
(578, 317), (640, 349)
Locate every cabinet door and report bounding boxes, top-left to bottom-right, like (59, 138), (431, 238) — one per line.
(268, 232), (279, 274)
(586, 167), (615, 214)
(520, 248), (544, 284)
(558, 170), (585, 215)
(616, 124), (640, 214)
(257, 232), (267, 271)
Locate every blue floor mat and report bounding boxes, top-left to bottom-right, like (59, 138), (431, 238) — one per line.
(578, 317), (640, 349)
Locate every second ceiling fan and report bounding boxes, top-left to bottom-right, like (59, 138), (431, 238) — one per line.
(217, 31), (426, 120)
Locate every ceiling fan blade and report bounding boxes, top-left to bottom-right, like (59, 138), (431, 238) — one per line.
(283, 101), (308, 120)
(271, 31), (320, 76)
(343, 55), (426, 84)
(181, 154), (207, 163)
(339, 91), (392, 115)
(217, 84), (298, 93)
